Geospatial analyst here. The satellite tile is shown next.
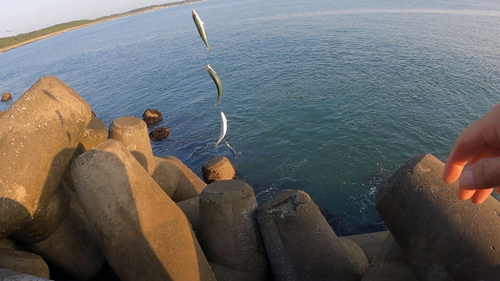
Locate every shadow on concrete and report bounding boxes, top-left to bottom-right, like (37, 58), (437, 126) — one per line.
(70, 144), (212, 281)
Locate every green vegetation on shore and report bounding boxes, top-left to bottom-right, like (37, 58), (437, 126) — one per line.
(0, 20), (94, 49)
(0, 0), (195, 52)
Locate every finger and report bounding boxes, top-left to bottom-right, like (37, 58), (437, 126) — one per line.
(468, 148), (500, 166)
(457, 187), (475, 200)
(460, 157), (500, 190)
(443, 126), (487, 183)
(443, 104), (500, 183)
(470, 188), (494, 204)
(443, 146), (500, 184)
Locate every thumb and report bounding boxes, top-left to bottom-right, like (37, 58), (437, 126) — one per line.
(460, 158), (500, 190)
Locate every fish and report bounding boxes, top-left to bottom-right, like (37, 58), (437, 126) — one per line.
(215, 111), (227, 147)
(206, 64), (222, 108)
(192, 10), (210, 53)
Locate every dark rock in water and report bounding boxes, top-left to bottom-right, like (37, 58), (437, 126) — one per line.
(142, 109), (163, 126)
(1, 93), (11, 101)
(149, 127), (170, 141)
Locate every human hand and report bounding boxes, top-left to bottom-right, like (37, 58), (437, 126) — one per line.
(443, 104), (500, 204)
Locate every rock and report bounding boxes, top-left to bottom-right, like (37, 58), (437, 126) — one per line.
(0, 248), (50, 279)
(149, 127), (169, 141)
(258, 189), (367, 280)
(1, 92), (11, 101)
(376, 154), (500, 280)
(71, 139), (216, 281)
(0, 111), (4, 116)
(202, 156), (236, 184)
(142, 109), (162, 126)
(199, 180), (272, 280)
(91, 110), (96, 118)
(0, 76), (92, 240)
(0, 269), (51, 280)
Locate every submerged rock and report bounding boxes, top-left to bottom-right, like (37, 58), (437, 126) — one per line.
(142, 109), (163, 125)
(150, 127), (170, 141)
(1, 93), (11, 101)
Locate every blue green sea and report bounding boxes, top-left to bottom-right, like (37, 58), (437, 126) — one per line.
(1, 0), (500, 235)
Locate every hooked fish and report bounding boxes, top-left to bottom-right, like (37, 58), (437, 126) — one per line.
(215, 111), (227, 147)
(192, 10), (210, 53)
(206, 64), (222, 108)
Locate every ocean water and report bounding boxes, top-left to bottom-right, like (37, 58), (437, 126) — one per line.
(1, 0), (500, 235)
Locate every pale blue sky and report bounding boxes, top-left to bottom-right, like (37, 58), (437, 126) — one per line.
(0, 0), (179, 37)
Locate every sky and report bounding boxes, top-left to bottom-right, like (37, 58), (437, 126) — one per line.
(0, 0), (179, 38)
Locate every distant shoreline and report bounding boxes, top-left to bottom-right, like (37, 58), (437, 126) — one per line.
(0, 0), (207, 54)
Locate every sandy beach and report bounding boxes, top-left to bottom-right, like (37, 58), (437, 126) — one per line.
(0, 0), (207, 54)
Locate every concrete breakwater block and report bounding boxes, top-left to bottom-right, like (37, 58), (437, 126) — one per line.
(165, 155), (207, 202)
(258, 189), (368, 281)
(10, 182), (105, 280)
(71, 139), (216, 281)
(208, 262), (260, 281)
(24, 187), (105, 281)
(109, 116), (206, 199)
(376, 154), (500, 280)
(202, 156), (236, 184)
(341, 231), (390, 264)
(199, 180), (272, 280)
(63, 116), (108, 193)
(0, 248), (50, 279)
(361, 233), (418, 281)
(176, 197), (200, 234)
(0, 239), (18, 251)
(0, 76), (92, 239)
(0, 269), (51, 281)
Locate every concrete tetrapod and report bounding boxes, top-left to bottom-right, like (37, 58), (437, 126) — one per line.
(201, 156), (236, 184)
(63, 116), (109, 192)
(0, 76), (92, 239)
(376, 154), (500, 280)
(71, 139), (216, 281)
(176, 197), (200, 234)
(23, 182), (105, 280)
(109, 116), (206, 199)
(257, 189), (368, 281)
(0, 248), (50, 279)
(199, 180), (272, 280)
(0, 269), (51, 281)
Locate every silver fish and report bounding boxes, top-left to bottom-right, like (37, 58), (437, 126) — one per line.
(215, 111), (227, 147)
(192, 10), (210, 53)
(206, 63), (222, 108)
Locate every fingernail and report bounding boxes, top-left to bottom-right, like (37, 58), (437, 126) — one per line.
(460, 170), (476, 190)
